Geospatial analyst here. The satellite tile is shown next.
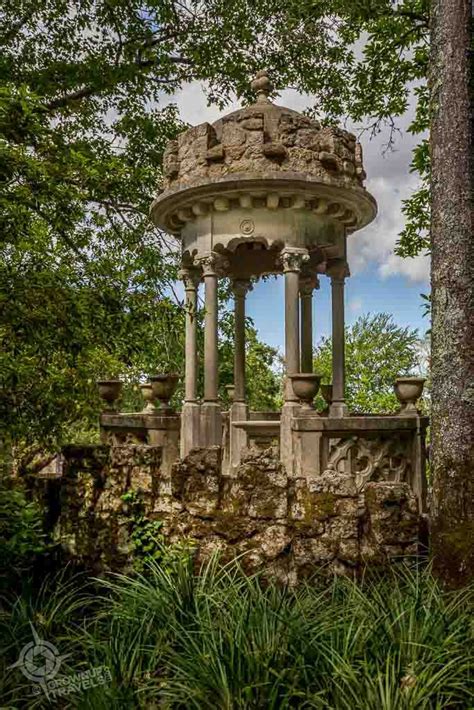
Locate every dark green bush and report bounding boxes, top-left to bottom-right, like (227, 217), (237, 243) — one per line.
(0, 474), (50, 586)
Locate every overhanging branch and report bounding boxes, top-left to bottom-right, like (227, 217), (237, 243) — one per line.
(44, 55), (193, 111)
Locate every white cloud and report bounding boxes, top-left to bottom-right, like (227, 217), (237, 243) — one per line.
(170, 81), (240, 125)
(348, 175), (430, 284)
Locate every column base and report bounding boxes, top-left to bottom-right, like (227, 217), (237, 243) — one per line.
(230, 401), (248, 473)
(200, 401), (222, 448)
(280, 401), (301, 477)
(329, 401), (349, 417)
(180, 401), (201, 457)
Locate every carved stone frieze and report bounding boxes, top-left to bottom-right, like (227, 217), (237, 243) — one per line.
(151, 72), (377, 237)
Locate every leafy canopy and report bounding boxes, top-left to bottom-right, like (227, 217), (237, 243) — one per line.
(313, 313), (423, 413)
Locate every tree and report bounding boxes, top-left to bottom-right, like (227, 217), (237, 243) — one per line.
(0, 1), (435, 450)
(313, 313), (423, 413)
(218, 310), (281, 412)
(429, 0), (474, 587)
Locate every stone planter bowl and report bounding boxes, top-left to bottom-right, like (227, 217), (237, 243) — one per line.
(97, 379), (123, 411)
(140, 383), (156, 413)
(289, 373), (322, 409)
(394, 377), (426, 415)
(149, 373), (180, 411)
(320, 383), (333, 406)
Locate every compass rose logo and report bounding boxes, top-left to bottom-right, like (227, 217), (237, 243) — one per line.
(9, 623), (68, 697)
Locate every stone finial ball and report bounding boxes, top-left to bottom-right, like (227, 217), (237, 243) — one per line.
(251, 69), (273, 100)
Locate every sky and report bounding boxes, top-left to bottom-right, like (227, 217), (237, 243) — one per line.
(165, 82), (430, 351)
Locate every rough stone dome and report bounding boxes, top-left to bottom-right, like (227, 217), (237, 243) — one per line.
(152, 72), (375, 229)
(150, 71), (376, 278)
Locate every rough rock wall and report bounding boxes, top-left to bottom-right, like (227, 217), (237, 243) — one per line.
(44, 443), (423, 582)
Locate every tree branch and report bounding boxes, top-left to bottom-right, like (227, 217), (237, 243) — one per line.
(44, 55), (193, 111)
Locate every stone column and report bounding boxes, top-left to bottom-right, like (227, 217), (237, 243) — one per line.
(232, 279), (252, 402)
(328, 260), (349, 417)
(280, 247), (309, 477)
(299, 273), (319, 373)
(197, 253), (222, 447)
(281, 248), (309, 400)
(230, 279), (252, 471)
(179, 267), (201, 457)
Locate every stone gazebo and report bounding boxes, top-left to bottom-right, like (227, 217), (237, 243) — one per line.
(72, 72), (429, 576)
(149, 71), (425, 498)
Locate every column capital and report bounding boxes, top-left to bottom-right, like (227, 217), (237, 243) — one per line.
(279, 247), (310, 273)
(231, 278), (253, 298)
(195, 252), (229, 277)
(326, 259), (350, 282)
(299, 272), (320, 296)
(179, 267), (201, 290)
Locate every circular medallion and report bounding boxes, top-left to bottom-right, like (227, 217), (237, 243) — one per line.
(240, 219), (255, 235)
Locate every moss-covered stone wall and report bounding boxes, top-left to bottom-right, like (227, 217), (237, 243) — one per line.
(36, 443), (424, 582)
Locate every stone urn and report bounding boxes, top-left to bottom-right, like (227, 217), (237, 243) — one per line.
(140, 383), (156, 414)
(97, 379), (122, 412)
(225, 384), (235, 402)
(394, 377), (425, 415)
(289, 373), (322, 409)
(149, 374), (180, 412)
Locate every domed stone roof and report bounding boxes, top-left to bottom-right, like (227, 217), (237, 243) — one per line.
(151, 70), (376, 237)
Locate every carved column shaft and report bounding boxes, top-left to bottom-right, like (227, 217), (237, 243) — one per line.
(328, 260), (349, 417)
(195, 253), (223, 448)
(281, 248), (309, 401)
(299, 274), (318, 373)
(201, 257), (219, 402)
(180, 268), (200, 402)
(232, 280), (252, 403)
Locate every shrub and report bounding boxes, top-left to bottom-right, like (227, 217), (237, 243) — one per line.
(121, 490), (193, 574)
(0, 474), (50, 586)
(1, 559), (472, 708)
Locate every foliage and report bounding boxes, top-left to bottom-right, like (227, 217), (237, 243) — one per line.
(313, 313), (423, 413)
(1, 0), (311, 449)
(289, 0), (431, 259)
(121, 489), (192, 574)
(397, 138), (430, 257)
(0, 474), (50, 585)
(218, 308), (282, 411)
(1, 559), (472, 708)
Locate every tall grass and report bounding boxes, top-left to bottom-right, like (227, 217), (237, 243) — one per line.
(1, 557), (472, 708)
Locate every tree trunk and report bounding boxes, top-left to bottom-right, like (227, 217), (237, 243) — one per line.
(430, 0), (474, 587)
